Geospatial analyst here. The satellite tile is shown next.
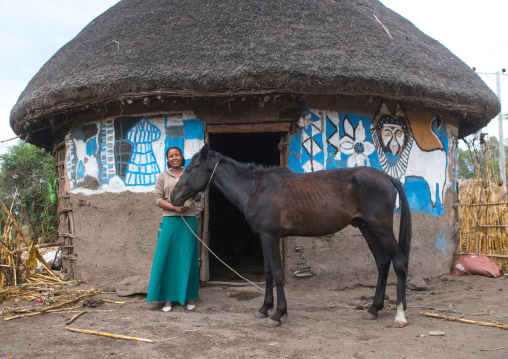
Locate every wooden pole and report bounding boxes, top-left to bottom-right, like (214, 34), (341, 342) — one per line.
(40, 291), (98, 312)
(66, 311), (87, 325)
(421, 312), (508, 330)
(65, 327), (154, 343)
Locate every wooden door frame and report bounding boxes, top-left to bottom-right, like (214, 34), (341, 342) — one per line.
(199, 122), (290, 283)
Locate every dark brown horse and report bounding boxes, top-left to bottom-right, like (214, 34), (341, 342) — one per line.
(171, 144), (411, 328)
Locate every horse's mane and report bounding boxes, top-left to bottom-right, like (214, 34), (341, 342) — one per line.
(209, 150), (292, 174)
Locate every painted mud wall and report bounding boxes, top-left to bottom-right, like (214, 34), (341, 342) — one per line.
(66, 112), (205, 285)
(285, 100), (459, 287)
(64, 97), (459, 287)
(65, 112), (205, 193)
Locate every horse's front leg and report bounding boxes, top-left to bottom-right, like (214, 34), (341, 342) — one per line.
(259, 234), (286, 328)
(255, 256), (273, 319)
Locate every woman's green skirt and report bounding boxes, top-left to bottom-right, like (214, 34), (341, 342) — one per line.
(146, 216), (199, 305)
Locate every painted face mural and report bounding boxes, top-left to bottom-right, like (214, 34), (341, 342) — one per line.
(289, 103), (449, 216)
(66, 113), (204, 193)
(371, 103), (447, 208)
(371, 104), (413, 178)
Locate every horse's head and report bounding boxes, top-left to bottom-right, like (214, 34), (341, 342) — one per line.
(170, 144), (217, 206)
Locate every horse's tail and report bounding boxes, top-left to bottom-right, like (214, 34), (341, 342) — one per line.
(389, 176), (412, 263)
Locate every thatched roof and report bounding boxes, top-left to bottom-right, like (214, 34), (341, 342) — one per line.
(10, 0), (500, 142)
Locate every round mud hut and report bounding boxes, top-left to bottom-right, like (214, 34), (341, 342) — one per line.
(10, 0), (499, 291)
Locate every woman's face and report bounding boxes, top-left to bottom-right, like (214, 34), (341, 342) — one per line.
(167, 149), (183, 169)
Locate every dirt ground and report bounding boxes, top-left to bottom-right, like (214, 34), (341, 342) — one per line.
(1, 273), (508, 359)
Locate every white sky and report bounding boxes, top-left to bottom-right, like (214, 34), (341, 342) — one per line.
(1, 0), (507, 155)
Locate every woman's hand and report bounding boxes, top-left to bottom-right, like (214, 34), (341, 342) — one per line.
(173, 205), (189, 213)
(158, 199), (188, 213)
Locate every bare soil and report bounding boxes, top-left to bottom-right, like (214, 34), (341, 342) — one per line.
(1, 274), (508, 359)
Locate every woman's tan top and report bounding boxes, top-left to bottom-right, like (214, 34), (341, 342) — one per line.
(154, 170), (200, 217)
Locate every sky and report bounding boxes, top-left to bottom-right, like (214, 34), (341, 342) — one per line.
(1, 0), (507, 155)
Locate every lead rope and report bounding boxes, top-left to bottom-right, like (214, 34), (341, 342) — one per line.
(178, 160), (265, 292)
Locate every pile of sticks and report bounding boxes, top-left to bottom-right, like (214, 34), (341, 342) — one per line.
(0, 197), (62, 288)
(457, 150), (508, 271)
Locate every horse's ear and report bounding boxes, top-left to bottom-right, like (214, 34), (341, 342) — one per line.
(200, 144), (209, 159)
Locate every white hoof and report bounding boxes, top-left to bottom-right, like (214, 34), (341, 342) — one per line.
(393, 303), (407, 328)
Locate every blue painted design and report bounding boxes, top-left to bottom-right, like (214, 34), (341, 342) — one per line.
(85, 137), (97, 157)
(404, 177), (444, 216)
(98, 120), (115, 185)
(290, 107), (449, 216)
(183, 118), (205, 140)
(314, 151), (325, 165)
(77, 161), (85, 181)
(125, 118), (161, 186)
(435, 228), (449, 255)
(385, 153), (401, 167)
(288, 132), (304, 173)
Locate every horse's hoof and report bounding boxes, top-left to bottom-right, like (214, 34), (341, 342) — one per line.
(393, 320), (407, 328)
(267, 319), (282, 328)
(254, 311), (268, 319)
(363, 312), (378, 321)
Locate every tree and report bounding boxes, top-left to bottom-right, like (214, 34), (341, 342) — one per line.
(458, 131), (507, 181)
(0, 141), (58, 242)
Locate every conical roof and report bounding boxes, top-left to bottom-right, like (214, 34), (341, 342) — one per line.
(10, 0), (499, 140)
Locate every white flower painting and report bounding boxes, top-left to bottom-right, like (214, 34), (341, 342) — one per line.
(340, 117), (375, 168)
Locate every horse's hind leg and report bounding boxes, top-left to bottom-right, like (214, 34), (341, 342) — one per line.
(391, 251), (408, 328)
(361, 223), (408, 328)
(258, 234), (286, 327)
(255, 255), (274, 319)
(359, 225), (391, 320)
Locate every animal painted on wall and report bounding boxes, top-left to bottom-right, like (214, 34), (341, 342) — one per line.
(288, 103), (449, 216)
(371, 103), (447, 208)
(65, 113), (205, 193)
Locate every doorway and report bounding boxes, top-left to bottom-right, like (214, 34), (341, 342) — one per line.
(207, 131), (285, 282)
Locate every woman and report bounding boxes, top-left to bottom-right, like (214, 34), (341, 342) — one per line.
(146, 146), (201, 312)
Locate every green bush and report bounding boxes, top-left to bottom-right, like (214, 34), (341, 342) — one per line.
(0, 141), (58, 242)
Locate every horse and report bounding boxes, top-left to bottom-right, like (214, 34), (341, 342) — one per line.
(170, 144), (412, 328)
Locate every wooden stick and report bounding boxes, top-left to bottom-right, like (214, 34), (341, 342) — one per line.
(0, 136), (18, 143)
(66, 310), (87, 325)
(421, 312), (508, 330)
(65, 327), (154, 343)
(3, 306), (80, 320)
(40, 291), (98, 312)
(102, 299), (125, 304)
(3, 311), (43, 321)
(454, 202), (508, 207)
(480, 347), (506, 352)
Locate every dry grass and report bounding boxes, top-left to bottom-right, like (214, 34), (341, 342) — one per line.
(0, 193), (89, 320)
(457, 147), (508, 271)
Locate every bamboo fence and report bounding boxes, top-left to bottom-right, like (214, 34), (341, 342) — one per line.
(457, 148), (508, 271)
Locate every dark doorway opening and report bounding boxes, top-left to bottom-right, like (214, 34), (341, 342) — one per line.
(208, 131), (283, 282)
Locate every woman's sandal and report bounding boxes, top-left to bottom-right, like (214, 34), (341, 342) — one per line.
(162, 302), (173, 312)
(185, 300), (196, 311)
